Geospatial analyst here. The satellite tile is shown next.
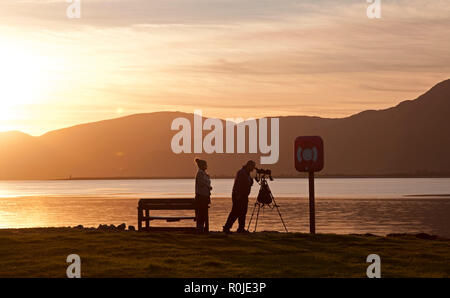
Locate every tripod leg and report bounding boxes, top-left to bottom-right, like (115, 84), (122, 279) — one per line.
(271, 195), (289, 233)
(275, 204), (288, 233)
(247, 202), (257, 231)
(254, 204), (261, 232)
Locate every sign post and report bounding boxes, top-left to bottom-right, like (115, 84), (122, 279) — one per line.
(308, 171), (315, 234)
(294, 136), (324, 234)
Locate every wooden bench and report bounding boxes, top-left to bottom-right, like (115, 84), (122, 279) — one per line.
(137, 198), (209, 232)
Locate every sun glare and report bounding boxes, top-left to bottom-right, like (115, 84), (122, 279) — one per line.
(0, 42), (52, 130)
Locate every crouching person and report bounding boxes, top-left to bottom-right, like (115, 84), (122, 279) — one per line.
(223, 160), (256, 234)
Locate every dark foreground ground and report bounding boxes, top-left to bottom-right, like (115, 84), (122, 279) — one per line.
(0, 228), (449, 278)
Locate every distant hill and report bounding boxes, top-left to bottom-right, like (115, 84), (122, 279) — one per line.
(0, 79), (449, 179)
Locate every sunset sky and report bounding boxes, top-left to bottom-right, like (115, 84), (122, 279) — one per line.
(0, 0), (449, 135)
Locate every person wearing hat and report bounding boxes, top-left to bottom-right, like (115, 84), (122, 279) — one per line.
(195, 158), (212, 232)
(223, 160), (256, 234)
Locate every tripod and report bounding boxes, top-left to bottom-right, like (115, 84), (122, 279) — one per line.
(247, 173), (288, 233)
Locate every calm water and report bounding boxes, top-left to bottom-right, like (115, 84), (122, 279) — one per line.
(0, 178), (449, 236)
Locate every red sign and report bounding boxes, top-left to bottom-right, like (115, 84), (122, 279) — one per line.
(294, 136), (324, 172)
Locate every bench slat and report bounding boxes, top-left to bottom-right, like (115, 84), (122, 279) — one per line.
(139, 198), (195, 204)
(139, 199), (196, 210)
(139, 205), (196, 210)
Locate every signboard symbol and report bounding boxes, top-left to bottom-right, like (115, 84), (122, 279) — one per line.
(297, 147), (318, 163)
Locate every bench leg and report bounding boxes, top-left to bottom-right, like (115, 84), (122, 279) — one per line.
(138, 207), (143, 231)
(145, 209), (150, 231)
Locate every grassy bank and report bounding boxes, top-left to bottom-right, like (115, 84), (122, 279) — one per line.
(0, 228), (449, 278)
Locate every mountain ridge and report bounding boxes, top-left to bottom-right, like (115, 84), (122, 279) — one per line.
(6, 79), (449, 138)
(0, 79), (449, 180)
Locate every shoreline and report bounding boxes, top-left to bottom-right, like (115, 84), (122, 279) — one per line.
(1, 195), (449, 237)
(3, 194), (450, 198)
(1, 218), (450, 239)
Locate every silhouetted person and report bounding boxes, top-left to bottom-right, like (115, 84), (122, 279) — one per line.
(223, 160), (256, 233)
(195, 158), (212, 233)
